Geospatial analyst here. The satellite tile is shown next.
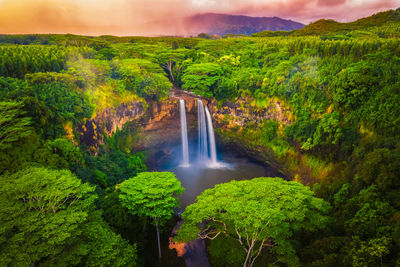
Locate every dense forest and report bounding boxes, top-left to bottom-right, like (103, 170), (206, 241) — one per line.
(0, 8), (399, 267)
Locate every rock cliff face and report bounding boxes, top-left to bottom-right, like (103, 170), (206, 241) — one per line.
(77, 102), (145, 151)
(208, 97), (292, 130)
(134, 92), (199, 151)
(77, 91), (292, 161)
(77, 91), (201, 152)
(208, 97), (293, 176)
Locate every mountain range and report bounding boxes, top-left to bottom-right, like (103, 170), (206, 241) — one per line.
(139, 13), (304, 37)
(185, 13), (304, 36)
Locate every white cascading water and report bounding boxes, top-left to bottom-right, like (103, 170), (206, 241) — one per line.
(179, 99), (190, 167)
(205, 106), (217, 165)
(197, 99), (208, 161)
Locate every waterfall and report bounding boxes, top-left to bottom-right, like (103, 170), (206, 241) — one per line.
(179, 99), (189, 167)
(205, 106), (217, 165)
(197, 99), (208, 161)
(179, 98), (223, 169)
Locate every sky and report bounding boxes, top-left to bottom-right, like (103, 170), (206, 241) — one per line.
(0, 0), (398, 36)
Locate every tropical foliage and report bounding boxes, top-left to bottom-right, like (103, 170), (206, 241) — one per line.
(177, 177), (329, 266)
(0, 8), (399, 266)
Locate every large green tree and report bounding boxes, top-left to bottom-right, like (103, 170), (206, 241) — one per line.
(181, 63), (223, 97)
(0, 167), (136, 266)
(112, 59), (172, 100)
(155, 48), (187, 84)
(177, 177), (330, 267)
(117, 172), (184, 259)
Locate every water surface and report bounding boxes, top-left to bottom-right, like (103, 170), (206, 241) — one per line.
(161, 152), (270, 209)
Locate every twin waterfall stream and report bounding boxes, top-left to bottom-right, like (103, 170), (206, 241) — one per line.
(179, 99), (220, 168)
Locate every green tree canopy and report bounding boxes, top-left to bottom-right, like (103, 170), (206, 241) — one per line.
(177, 177), (330, 267)
(117, 172), (184, 258)
(182, 63), (223, 97)
(0, 167), (136, 266)
(154, 48), (187, 84)
(112, 59), (172, 100)
(0, 101), (32, 150)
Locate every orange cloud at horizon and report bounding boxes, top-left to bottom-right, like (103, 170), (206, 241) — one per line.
(0, 0), (398, 36)
(0, 0), (139, 35)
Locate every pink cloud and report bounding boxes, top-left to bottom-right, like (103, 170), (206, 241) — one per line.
(317, 0), (347, 7)
(0, 0), (398, 35)
(231, 0), (398, 23)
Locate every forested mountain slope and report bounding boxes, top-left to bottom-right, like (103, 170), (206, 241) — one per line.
(253, 8), (400, 38)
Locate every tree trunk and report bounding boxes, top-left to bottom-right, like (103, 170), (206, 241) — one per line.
(244, 255), (256, 267)
(156, 222), (162, 259)
(168, 62), (174, 83)
(243, 239), (255, 267)
(243, 250), (251, 267)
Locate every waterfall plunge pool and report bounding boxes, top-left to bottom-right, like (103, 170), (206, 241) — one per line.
(152, 98), (282, 209)
(152, 144), (281, 210)
(172, 156), (268, 209)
